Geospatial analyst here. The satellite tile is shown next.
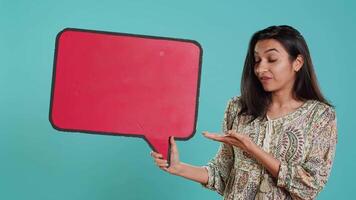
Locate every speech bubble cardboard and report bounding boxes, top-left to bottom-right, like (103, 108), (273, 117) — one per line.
(49, 28), (202, 165)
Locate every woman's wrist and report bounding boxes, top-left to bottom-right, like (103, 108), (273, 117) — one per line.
(244, 138), (257, 155)
(170, 162), (183, 176)
(169, 162), (209, 184)
(246, 141), (281, 178)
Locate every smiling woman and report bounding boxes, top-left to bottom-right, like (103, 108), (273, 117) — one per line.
(150, 25), (337, 200)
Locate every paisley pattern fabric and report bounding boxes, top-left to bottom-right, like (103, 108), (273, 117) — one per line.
(201, 96), (337, 200)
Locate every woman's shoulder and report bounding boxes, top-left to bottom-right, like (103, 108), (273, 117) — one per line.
(226, 95), (242, 112)
(228, 95), (242, 106)
(305, 100), (337, 133)
(309, 99), (336, 120)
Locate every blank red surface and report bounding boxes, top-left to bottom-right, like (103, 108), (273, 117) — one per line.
(50, 29), (202, 160)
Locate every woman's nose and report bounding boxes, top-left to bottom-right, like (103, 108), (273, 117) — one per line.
(255, 63), (268, 74)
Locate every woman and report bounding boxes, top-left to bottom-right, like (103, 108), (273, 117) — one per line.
(150, 25), (337, 200)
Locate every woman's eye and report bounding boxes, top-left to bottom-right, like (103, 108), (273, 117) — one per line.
(268, 59), (277, 63)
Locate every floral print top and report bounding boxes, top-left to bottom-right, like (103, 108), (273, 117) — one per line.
(201, 96), (337, 200)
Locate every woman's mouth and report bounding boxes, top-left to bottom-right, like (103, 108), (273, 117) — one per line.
(260, 77), (272, 82)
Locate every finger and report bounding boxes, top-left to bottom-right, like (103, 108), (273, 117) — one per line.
(203, 132), (225, 141)
(202, 131), (209, 135)
(202, 132), (217, 138)
(161, 166), (169, 172)
(157, 163), (168, 167)
(153, 156), (166, 162)
(155, 158), (168, 165)
(156, 161), (169, 167)
(170, 136), (176, 146)
(224, 136), (245, 147)
(225, 134), (244, 142)
(170, 136), (177, 150)
(151, 151), (163, 159)
(206, 136), (230, 144)
(152, 151), (163, 158)
(203, 131), (221, 135)
(207, 136), (226, 143)
(170, 136), (179, 155)
(203, 132), (243, 146)
(208, 134), (242, 147)
(202, 131), (221, 137)
(218, 137), (235, 145)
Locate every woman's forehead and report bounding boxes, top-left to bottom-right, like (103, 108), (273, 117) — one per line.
(254, 39), (285, 55)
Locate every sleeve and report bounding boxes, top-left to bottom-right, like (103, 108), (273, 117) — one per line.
(276, 107), (338, 200)
(200, 97), (238, 195)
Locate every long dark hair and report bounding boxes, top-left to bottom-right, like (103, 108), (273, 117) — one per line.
(238, 25), (333, 122)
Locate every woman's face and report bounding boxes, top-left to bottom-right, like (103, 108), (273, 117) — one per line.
(253, 39), (302, 93)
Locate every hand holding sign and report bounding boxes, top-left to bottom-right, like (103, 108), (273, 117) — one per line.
(50, 28), (202, 165)
(150, 136), (181, 174)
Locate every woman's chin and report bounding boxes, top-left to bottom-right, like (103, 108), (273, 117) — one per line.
(262, 86), (277, 92)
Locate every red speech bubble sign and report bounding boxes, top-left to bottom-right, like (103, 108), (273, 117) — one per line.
(49, 28), (202, 163)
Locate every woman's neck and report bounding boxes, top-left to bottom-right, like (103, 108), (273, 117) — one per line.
(270, 90), (303, 110)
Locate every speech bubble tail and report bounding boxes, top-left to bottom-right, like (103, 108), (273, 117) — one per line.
(145, 136), (171, 163)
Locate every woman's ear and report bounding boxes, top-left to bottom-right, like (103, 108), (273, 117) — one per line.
(293, 55), (304, 72)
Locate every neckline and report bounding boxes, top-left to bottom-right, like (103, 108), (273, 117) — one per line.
(265, 100), (313, 122)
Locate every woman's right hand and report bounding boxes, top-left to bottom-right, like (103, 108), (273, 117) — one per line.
(150, 136), (182, 175)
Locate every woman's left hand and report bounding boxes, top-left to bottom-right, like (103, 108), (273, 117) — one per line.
(202, 130), (255, 154)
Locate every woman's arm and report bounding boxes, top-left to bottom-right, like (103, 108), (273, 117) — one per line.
(203, 131), (281, 178)
(170, 162), (209, 184)
(276, 107), (337, 199)
(150, 139), (209, 185)
(151, 135), (235, 195)
(203, 106), (338, 199)
(151, 97), (237, 195)
(246, 142), (281, 178)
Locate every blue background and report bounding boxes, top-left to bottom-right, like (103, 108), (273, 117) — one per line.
(1, 0), (355, 199)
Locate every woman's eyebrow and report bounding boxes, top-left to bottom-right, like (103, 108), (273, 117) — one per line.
(264, 48), (279, 53)
(254, 48), (280, 54)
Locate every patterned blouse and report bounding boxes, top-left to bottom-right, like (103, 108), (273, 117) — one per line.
(201, 96), (337, 200)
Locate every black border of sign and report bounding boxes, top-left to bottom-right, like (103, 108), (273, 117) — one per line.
(49, 27), (203, 166)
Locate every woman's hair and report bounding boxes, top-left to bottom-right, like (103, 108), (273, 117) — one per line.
(238, 25), (333, 122)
